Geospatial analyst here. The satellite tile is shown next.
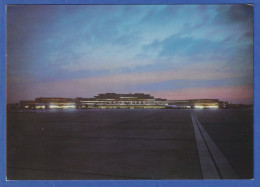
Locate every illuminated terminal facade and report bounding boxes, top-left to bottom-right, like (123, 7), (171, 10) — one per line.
(16, 93), (230, 109)
(167, 99), (220, 109)
(76, 93), (167, 109)
(20, 98), (76, 109)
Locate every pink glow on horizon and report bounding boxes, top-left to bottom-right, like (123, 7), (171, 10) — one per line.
(151, 85), (253, 104)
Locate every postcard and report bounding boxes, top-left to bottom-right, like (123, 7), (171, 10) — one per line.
(5, 4), (254, 182)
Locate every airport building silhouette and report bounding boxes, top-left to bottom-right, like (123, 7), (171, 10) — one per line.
(16, 93), (225, 109)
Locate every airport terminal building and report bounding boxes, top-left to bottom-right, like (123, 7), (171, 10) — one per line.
(75, 93), (167, 109)
(19, 98), (76, 109)
(15, 93), (231, 109)
(167, 99), (221, 109)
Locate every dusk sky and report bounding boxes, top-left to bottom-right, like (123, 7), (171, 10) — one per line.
(7, 5), (253, 104)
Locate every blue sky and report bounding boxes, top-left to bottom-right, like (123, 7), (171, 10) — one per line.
(7, 5), (253, 104)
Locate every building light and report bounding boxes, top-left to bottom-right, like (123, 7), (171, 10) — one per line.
(35, 106), (45, 109)
(194, 105), (218, 109)
(194, 106), (204, 109)
(50, 105), (59, 109)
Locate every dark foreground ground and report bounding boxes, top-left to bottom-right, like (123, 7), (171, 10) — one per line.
(7, 109), (253, 180)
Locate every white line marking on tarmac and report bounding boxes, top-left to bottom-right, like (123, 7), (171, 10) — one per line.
(191, 112), (220, 179)
(193, 112), (239, 179)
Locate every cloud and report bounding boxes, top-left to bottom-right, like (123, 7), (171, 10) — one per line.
(215, 5), (253, 25)
(130, 77), (253, 92)
(7, 67), (243, 103)
(6, 5), (253, 104)
(143, 31), (252, 60)
(7, 5), (253, 75)
(7, 71), (252, 104)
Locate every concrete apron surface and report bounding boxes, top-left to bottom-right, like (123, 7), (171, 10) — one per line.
(190, 110), (239, 179)
(7, 109), (248, 180)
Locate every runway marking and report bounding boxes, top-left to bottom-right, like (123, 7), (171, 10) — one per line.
(191, 112), (220, 179)
(191, 111), (239, 179)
